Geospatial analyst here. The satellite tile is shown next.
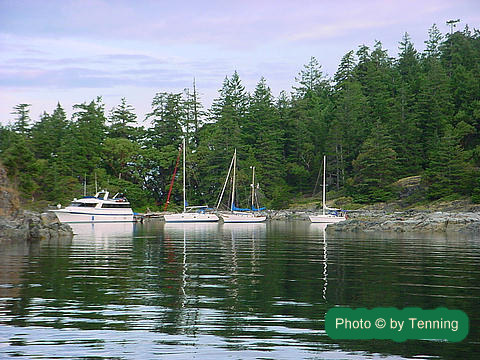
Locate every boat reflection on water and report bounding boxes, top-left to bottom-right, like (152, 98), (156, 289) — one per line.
(69, 222), (136, 241)
(163, 222), (219, 238)
(220, 222), (266, 239)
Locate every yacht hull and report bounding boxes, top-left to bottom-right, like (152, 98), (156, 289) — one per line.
(164, 213), (219, 223)
(309, 215), (346, 223)
(51, 209), (134, 223)
(221, 213), (266, 223)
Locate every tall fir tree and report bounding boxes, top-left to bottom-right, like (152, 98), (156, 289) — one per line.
(63, 97), (106, 179)
(425, 125), (472, 199)
(390, 33), (423, 176)
(11, 103), (31, 136)
(349, 122), (398, 203)
(108, 98), (139, 141)
(146, 92), (184, 149)
(287, 57), (331, 192)
(31, 103), (69, 159)
(247, 77), (285, 198)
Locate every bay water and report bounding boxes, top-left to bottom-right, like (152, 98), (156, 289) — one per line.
(0, 221), (479, 359)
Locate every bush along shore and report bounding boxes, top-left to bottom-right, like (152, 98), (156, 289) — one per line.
(0, 165), (73, 242)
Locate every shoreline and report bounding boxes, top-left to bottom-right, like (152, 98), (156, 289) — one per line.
(146, 207), (480, 233)
(0, 211), (73, 243)
(264, 208), (480, 233)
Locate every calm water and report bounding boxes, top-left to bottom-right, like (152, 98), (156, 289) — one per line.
(0, 221), (479, 359)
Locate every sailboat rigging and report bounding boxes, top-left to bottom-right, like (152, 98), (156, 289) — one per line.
(218, 149), (267, 223)
(164, 138), (219, 223)
(309, 155), (347, 223)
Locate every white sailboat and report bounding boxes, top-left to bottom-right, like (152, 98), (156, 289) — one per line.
(309, 155), (347, 223)
(164, 138), (219, 223)
(218, 150), (267, 223)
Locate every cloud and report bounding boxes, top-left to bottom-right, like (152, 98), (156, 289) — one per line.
(0, 49), (236, 90)
(1, 0), (479, 126)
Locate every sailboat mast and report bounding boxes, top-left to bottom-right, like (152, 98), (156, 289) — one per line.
(183, 137), (186, 213)
(251, 166), (255, 209)
(231, 149), (237, 212)
(323, 155), (326, 216)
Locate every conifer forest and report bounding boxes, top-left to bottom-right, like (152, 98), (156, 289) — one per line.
(1, 25), (480, 211)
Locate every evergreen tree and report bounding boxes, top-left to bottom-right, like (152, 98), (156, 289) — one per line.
(334, 50), (356, 90)
(65, 97), (107, 178)
(102, 137), (140, 180)
(358, 41), (395, 125)
(424, 125), (472, 199)
(31, 103), (69, 159)
(390, 33), (423, 176)
(424, 24), (443, 59)
(108, 98), (138, 140)
(183, 80), (205, 146)
(416, 56), (452, 161)
(146, 92), (184, 149)
(329, 79), (369, 186)
(2, 22), (480, 208)
(0, 125), (17, 154)
(11, 103), (32, 135)
(195, 72), (249, 204)
(349, 122), (398, 203)
(247, 77), (285, 198)
(287, 57), (331, 192)
(2, 135), (39, 199)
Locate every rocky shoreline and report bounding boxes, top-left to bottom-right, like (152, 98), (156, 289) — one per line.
(327, 209), (480, 233)
(264, 208), (480, 233)
(0, 164), (73, 243)
(0, 211), (73, 242)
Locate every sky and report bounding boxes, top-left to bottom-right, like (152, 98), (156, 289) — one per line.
(0, 0), (479, 126)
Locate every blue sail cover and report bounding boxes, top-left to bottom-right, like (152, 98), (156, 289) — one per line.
(232, 203), (251, 211)
(252, 206), (266, 211)
(232, 203), (266, 211)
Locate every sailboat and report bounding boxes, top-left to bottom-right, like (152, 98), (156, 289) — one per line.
(309, 155), (347, 223)
(164, 138), (219, 223)
(218, 150), (267, 223)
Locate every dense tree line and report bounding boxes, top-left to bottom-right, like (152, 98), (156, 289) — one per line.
(1, 24), (480, 210)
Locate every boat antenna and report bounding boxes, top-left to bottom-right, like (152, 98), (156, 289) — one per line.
(84, 173), (87, 196)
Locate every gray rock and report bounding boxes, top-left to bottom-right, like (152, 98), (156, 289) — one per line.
(0, 206), (73, 243)
(328, 209), (480, 233)
(1, 163), (73, 243)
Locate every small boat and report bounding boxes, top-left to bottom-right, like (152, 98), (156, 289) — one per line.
(51, 190), (134, 223)
(309, 155), (347, 224)
(221, 211), (266, 223)
(164, 206), (219, 223)
(217, 150), (266, 223)
(164, 138), (219, 223)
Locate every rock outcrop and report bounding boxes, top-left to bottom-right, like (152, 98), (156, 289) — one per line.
(328, 209), (480, 233)
(0, 164), (73, 242)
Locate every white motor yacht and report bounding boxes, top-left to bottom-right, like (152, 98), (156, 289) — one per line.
(51, 190), (134, 223)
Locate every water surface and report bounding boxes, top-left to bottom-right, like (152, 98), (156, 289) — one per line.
(0, 221), (479, 359)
